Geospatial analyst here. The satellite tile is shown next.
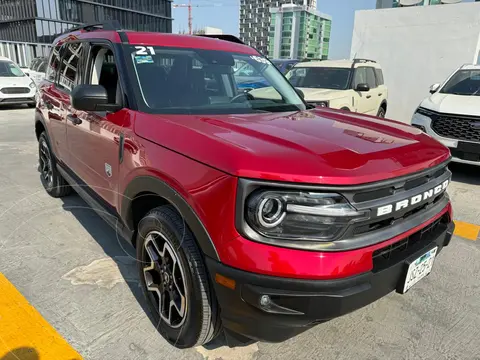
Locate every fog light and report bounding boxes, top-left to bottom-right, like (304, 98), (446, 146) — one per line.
(260, 295), (271, 307)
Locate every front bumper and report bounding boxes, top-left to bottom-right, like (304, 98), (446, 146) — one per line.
(412, 113), (480, 166)
(207, 218), (454, 343)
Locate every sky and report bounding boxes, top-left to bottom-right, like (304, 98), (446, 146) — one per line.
(172, 0), (377, 59)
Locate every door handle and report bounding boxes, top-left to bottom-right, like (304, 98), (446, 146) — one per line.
(45, 100), (53, 110)
(366, 95), (372, 99)
(67, 114), (82, 125)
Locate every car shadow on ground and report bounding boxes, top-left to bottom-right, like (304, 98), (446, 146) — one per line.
(449, 163), (480, 185)
(58, 193), (233, 350)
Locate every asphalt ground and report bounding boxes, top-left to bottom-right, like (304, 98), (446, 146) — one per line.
(0, 106), (479, 360)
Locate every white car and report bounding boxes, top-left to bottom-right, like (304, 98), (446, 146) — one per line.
(27, 57), (47, 85)
(285, 59), (388, 117)
(412, 64), (480, 166)
(0, 56), (37, 107)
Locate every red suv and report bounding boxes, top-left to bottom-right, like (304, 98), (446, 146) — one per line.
(35, 22), (455, 349)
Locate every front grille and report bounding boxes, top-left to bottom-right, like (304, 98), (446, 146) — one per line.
(0, 87), (30, 94)
(0, 97), (33, 103)
(372, 213), (449, 272)
(432, 115), (480, 142)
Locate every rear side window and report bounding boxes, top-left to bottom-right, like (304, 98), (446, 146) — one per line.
(57, 42), (85, 92)
(375, 69), (384, 85)
(365, 67), (377, 89)
(46, 46), (61, 82)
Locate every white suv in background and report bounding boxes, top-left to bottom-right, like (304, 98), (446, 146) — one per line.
(285, 59), (388, 117)
(412, 64), (480, 166)
(0, 57), (37, 107)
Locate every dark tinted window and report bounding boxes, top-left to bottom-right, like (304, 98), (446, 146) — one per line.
(46, 45), (61, 82)
(287, 67), (352, 90)
(353, 67), (367, 88)
(366, 67), (377, 89)
(57, 42), (85, 92)
(375, 69), (384, 85)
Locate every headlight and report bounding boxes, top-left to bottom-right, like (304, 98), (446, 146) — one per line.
(415, 107), (434, 117)
(29, 81), (36, 89)
(245, 190), (368, 241)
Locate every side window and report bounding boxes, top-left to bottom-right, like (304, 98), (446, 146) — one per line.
(353, 67), (367, 88)
(375, 69), (384, 86)
(365, 67), (377, 89)
(37, 60), (47, 73)
(88, 46), (120, 104)
(57, 42), (85, 92)
(285, 63), (295, 72)
(45, 45), (61, 82)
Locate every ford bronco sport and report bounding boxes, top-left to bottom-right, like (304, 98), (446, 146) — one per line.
(280, 59), (388, 117)
(35, 22), (454, 349)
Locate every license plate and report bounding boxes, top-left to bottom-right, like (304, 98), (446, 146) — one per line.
(402, 247), (437, 293)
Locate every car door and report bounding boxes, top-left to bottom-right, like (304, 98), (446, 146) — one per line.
(39, 44), (69, 163)
(365, 66), (382, 115)
(66, 43), (128, 208)
(352, 66), (376, 114)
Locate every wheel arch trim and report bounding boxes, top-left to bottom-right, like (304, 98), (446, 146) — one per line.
(121, 176), (220, 261)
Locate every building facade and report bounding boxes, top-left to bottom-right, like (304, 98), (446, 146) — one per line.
(0, 0), (172, 66)
(240, 0), (316, 56)
(376, 0), (476, 8)
(268, 4), (331, 60)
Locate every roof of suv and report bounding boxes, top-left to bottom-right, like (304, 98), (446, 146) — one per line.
(53, 29), (257, 55)
(296, 59), (381, 69)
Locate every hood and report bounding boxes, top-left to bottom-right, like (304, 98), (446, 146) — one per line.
(134, 109), (450, 186)
(0, 76), (31, 87)
(421, 92), (480, 116)
(297, 88), (349, 101)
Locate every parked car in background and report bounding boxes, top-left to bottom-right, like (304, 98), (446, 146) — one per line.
(412, 64), (480, 166)
(28, 57), (47, 85)
(234, 60), (270, 90)
(0, 56), (36, 107)
(271, 59), (299, 74)
(283, 59), (388, 117)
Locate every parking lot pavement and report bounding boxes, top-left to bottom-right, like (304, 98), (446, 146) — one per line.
(0, 107), (479, 360)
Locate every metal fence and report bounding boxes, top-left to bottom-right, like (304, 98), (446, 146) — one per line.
(0, 40), (51, 67)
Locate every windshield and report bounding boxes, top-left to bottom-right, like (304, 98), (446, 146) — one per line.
(0, 60), (25, 77)
(128, 46), (305, 114)
(440, 70), (480, 96)
(286, 67), (351, 90)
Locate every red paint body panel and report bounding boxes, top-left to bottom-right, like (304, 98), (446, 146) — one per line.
(218, 203), (452, 280)
(134, 109), (450, 186)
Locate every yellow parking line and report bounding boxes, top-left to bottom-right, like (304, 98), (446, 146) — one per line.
(454, 221), (480, 241)
(0, 273), (82, 360)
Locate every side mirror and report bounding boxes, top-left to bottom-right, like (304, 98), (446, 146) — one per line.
(429, 83), (440, 94)
(25, 73), (30, 77)
(295, 88), (305, 99)
(356, 83), (370, 92)
(71, 85), (121, 112)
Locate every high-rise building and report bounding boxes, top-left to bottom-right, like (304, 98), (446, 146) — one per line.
(0, 0), (172, 66)
(240, 0), (316, 55)
(376, 0), (469, 8)
(268, 4), (331, 60)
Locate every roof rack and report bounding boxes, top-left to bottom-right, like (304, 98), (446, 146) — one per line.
(62, 20), (123, 34)
(353, 58), (377, 64)
(195, 34), (245, 45)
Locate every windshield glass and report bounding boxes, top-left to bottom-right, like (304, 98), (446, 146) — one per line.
(440, 70), (480, 96)
(286, 67), (351, 90)
(0, 60), (25, 77)
(128, 46), (305, 114)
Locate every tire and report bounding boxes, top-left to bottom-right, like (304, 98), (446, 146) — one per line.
(136, 205), (221, 348)
(340, 107), (350, 112)
(377, 106), (386, 118)
(38, 132), (71, 198)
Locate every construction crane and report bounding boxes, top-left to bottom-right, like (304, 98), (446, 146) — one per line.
(173, 1), (238, 35)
